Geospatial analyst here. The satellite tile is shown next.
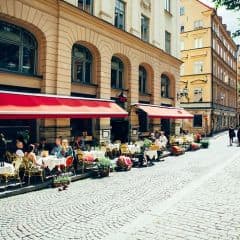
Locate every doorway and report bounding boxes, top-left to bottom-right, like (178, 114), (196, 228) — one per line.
(111, 119), (129, 143)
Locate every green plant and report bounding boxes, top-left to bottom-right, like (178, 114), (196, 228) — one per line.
(96, 157), (112, 169)
(143, 138), (152, 149)
(200, 140), (209, 148)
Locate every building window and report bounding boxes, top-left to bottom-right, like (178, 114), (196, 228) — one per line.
(194, 20), (203, 29)
(193, 88), (203, 102)
(111, 56), (124, 89)
(165, 31), (171, 54)
(72, 44), (92, 83)
(115, 0), (125, 30)
(161, 74), (170, 98)
(141, 15), (149, 42)
(180, 40), (185, 51)
(194, 61), (203, 74)
(165, 0), (170, 12)
(180, 6), (185, 15)
(180, 25), (185, 33)
(193, 114), (202, 127)
(194, 38), (203, 48)
(78, 0), (94, 14)
(0, 21), (37, 75)
(139, 66), (147, 94)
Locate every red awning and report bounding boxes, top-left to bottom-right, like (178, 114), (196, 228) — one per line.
(135, 104), (193, 119)
(0, 91), (128, 119)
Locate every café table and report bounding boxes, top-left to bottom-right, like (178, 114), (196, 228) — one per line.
(0, 162), (15, 175)
(37, 155), (66, 171)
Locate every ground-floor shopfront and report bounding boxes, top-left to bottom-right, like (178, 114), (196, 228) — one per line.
(180, 102), (237, 136)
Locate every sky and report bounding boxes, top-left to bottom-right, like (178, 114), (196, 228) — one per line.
(200, 0), (240, 45)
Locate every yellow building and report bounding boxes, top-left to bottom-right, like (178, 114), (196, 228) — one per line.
(0, 0), (182, 144)
(180, 0), (237, 135)
(237, 47), (240, 125)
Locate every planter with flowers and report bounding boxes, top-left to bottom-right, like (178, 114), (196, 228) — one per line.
(116, 156), (133, 171)
(53, 175), (71, 188)
(96, 157), (112, 177)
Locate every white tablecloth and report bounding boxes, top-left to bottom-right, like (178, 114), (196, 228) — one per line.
(128, 145), (141, 154)
(0, 162), (15, 175)
(83, 150), (105, 160)
(144, 150), (158, 159)
(37, 156), (66, 171)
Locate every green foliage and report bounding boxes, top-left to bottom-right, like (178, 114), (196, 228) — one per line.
(143, 138), (152, 148)
(96, 157), (112, 168)
(200, 140), (209, 148)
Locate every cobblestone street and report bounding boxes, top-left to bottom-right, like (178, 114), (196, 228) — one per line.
(1, 132), (240, 240)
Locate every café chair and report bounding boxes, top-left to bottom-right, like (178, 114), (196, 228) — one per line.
(0, 156), (22, 186)
(22, 158), (44, 185)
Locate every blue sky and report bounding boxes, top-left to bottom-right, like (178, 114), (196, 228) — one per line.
(200, 0), (240, 45)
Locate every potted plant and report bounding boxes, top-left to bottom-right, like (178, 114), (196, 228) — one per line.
(143, 138), (152, 150)
(96, 157), (112, 177)
(200, 139), (209, 148)
(53, 175), (71, 188)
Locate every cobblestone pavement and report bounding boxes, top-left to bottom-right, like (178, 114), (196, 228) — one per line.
(0, 132), (239, 240)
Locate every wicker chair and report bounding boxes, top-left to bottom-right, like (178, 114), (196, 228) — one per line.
(23, 158), (44, 185)
(0, 156), (22, 186)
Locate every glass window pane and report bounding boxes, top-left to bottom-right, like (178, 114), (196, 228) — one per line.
(111, 69), (117, 88)
(74, 60), (83, 82)
(85, 62), (91, 83)
(22, 47), (35, 74)
(0, 42), (19, 71)
(118, 71), (123, 89)
(23, 32), (35, 47)
(0, 21), (20, 42)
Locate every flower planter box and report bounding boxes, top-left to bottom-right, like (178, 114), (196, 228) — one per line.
(171, 145), (185, 156)
(200, 140), (209, 148)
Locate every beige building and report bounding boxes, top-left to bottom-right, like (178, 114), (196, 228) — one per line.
(0, 0), (182, 144)
(237, 46), (240, 125)
(180, 0), (237, 135)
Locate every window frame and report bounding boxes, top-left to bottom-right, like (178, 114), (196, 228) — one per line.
(0, 21), (38, 76)
(165, 0), (171, 13)
(194, 61), (203, 74)
(165, 31), (171, 54)
(161, 74), (170, 98)
(114, 0), (125, 30)
(141, 14), (149, 42)
(72, 44), (93, 84)
(78, 0), (94, 14)
(180, 6), (185, 16)
(111, 56), (124, 89)
(139, 66), (147, 94)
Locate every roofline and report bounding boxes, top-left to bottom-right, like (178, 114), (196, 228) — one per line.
(196, 0), (214, 10)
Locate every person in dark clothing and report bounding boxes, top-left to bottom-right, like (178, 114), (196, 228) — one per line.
(37, 137), (51, 153)
(0, 133), (7, 167)
(237, 127), (240, 147)
(228, 126), (235, 146)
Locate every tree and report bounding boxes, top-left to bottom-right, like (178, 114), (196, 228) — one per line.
(212, 0), (240, 37)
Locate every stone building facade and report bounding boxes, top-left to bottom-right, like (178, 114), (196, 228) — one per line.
(180, 0), (237, 135)
(0, 0), (181, 143)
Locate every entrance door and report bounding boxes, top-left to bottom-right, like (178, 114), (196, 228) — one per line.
(161, 119), (170, 138)
(111, 119), (129, 143)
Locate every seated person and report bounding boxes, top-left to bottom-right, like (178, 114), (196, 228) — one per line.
(61, 139), (73, 158)
(155, 131), (168, 150)
(51, 137), (64, 158)
(16, 140), (25, 158)
(25, 144), (43, 168)
(37, 137), (51, 153)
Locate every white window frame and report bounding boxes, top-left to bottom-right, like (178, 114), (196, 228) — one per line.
(194, 61), (203, 74)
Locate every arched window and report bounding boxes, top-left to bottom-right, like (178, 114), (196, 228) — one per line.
(0, 21), (37, 75)
(161, 74), (170, 98)
(139, 66), (147, 93)
(72, 44), (92, 83)
(111, 56), (124, 89)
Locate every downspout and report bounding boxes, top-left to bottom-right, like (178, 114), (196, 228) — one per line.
(210, 10), (216, 136)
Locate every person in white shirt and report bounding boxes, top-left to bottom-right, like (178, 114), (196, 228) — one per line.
(155, 131), (168, 150)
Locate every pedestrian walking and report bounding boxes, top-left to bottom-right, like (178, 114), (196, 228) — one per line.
(237, 127), (240, 146)
(228, 126), (235, 146)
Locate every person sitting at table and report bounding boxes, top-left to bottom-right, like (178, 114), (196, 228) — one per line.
(155, 131), (168, 150)
(72, 135), (84, 150)
(25, 144), (43, 168)
(37, 137), (51, 153)
(61, 139), (73, 158)
(51, 137), (63, 158)
(15, 139), (25, 158)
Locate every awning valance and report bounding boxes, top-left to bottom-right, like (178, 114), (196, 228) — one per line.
(135, 104), (193, 119)
(0, 91), (128, 119)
